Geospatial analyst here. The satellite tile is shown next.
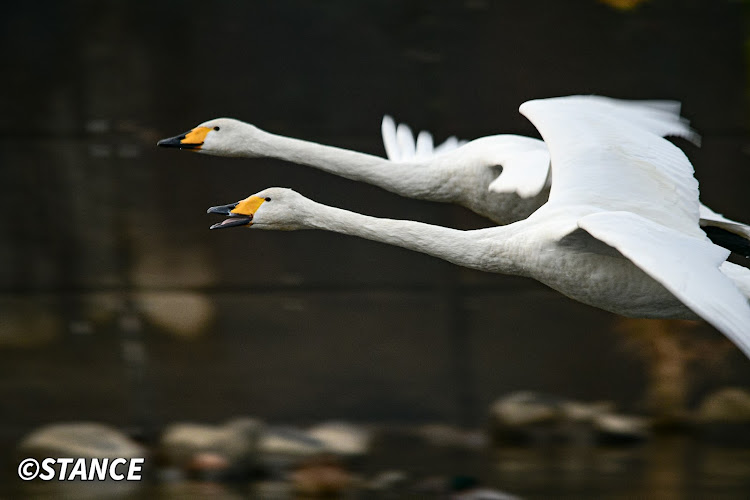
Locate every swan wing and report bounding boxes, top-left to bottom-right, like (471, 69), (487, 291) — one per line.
(381, 115), (401, 162)
(415, 130), (434, 159)
(579, 211), (750, 358)
(626, 99), (683, 116)
(562, 96), (700, 145)
(699, 203), (750, 239)
(483, 135), (551, 198)
(520, 95), (704, 238)
(486, 98), (692, 200)
(381, 115), (465, 162)
(396, 122), (416, 161)
(434, 136), (466, 155)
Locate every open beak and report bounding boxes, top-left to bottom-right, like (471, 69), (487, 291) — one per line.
(207, 196), (267, 230)
(157, 126), (212, 150)
(207, 203), (252, 229)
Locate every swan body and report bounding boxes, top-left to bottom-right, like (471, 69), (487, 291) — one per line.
(207, 96), (750, 358)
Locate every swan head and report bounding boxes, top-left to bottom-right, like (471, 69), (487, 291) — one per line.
(157, 118), (263, 157)
(207, 188), (309, 230)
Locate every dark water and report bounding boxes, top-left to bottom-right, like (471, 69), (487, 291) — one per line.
(7, 436), (750, 499)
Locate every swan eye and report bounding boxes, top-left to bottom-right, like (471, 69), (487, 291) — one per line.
(265, 197), (272, 202)
(213, 126), (220, 131)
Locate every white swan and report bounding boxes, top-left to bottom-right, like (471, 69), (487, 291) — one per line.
(158, 97), (692, 225)
(158, 99), (750, 254)
(206, 96), (750, 358)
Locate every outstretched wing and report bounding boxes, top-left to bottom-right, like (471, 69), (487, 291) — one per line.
(486, 98), (696, 200)
(585, 96), (700, 145)
(579, 211), (750, 358)
(381, 115), (466, 162)
(520, 95), (704, 238)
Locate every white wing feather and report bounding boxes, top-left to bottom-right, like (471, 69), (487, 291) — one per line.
(381, 116), (466, 162)
(699, 203), (750, 239)
(434, 136), (463, 155)
(520, 95), (703, 238)
(579, 211), (750, 358)
(396, 122), (416, 161)
(415, 131), (434, 159)
(381, 115), (400, 162)
(572, 96), (700, 145)
(627, 99), (683, 115)
(481, 136), (551, 198)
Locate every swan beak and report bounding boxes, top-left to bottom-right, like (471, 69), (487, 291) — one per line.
(207, 202), (251, 229)
(207, 196), (266, 230)
(157, 126), (212, 150)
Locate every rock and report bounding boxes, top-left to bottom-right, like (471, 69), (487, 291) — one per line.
(452, 486), (521, 500)
(159, 417), (263, 479)
(418, 424), (488, 449)
(490, 392), (563, 426)
(307, 421), (371, 456)
(367, 470), (409, 491)
(488, 392), (565, 443)
(450, 476), (521, 500)
(558, 401), (617, 445)
(560, 400), (615, 423)
(17, 422), (146, 498)
(489, 393), (648, 445)
(592, 413), (650, 444)
(185, 452), (231, 481)
(258, 426), (327, 470)
(290, 455), (356, 496)
(18, 422), (145, 459)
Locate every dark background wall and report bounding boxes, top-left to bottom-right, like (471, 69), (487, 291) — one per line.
(1, 0), (749, 447)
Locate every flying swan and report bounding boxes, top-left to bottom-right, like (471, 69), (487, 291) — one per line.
(206, 96), (750, 359)
(157, 97), (750, 254)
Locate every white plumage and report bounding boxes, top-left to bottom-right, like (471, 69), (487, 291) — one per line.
(158, 98), (746, 240)
(206, 96), (750, 359)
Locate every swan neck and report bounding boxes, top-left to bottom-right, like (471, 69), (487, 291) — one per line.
(259, 131), (455, 201)
(302, 200), (517, 273)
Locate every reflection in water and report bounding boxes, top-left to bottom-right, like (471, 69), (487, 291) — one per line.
(490, 438), (750, 499)
(8, 433), (750, 498)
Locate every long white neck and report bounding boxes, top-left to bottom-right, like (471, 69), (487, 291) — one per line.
(249, 129), (458, 201)
(294, 198), (520, 274)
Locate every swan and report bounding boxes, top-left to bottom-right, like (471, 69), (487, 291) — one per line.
(158, 98), (693, 225)
(206, 96), (750, 359)
(158, 98), (750, 254)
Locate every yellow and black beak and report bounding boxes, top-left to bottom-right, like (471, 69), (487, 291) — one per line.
(157, 126), (212, 150)
(207, 196), (266, 230)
